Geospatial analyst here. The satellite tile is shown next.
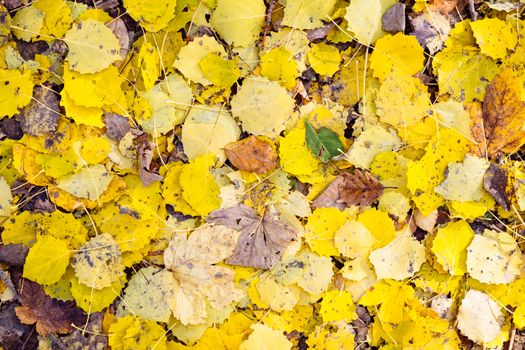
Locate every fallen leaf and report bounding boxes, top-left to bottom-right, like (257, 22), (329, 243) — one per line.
(481, 69), (525, 158)
(431, 220), (474, 276)
(470, 18), (517, 60)
(381, 2), (406, 33)
(207, 204), (297, 269)
(16, 279), (85, 336)
(224, 136), (278, 174)
(281, 0), (336, 30)
(457, 289), (502, 344)
(108, 314), (167, 350)
(59, 312), (107, 350)
(134, 132), (163, 186)
(305, 119), (344, 163)
(240, 324), (292, 350)
(103, 113), (130, 141)
(56, 164), (114, 201)
(23, 235), (70, 286)
(18, 86), (60, 136)
(345, 0), (396, 44)
(338, 170), (384, 207)
(483, 163), (511, 210)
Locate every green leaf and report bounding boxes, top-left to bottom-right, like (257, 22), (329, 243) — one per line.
(304, 119), (344, 163)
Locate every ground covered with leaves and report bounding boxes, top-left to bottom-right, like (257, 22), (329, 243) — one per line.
(2, 0), (525, 349)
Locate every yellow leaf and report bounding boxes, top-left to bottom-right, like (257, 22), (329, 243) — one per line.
(199, 53), (240, 88)
(56, 164), (114, 200)
(0, 176), (13, 216)
(345, 0), (396, 44)
(240, 324), (292, 350)
(369, 233), (426, 280)
(138, 41), (160, 90)
(356, 208), (395, 249)
(173, 36), (227, 85)
(334, 220), (376, 259)
(260, 47), (298, 90)
(33, 0), (73, 39)
(0, 69), (34, 117)
(231, 77), (295, 137)
(376, 71), (431, 128)
(70, 275), (123, 312)
(23, 236), (70, 285)
(320, 290), (357, 323)
(345, 124), (401, 169)
(181, 106), (240, 165)
(296, 250), (333, 296)
(457, 290), (502, 345)
(406, 128), (468, 215)
(64, 19), (121, 74)
(466, 230), (523, 284)
(256, 273), (301, 312)
(305, 208), (348, 256)
(11, 6), (44, 42)
(210, 0), (266, 47)
(123, 0), (176, 32)
(179, 154), (222, 216)
(307, 43), (341, 77)
(281, 0), (336, 30)
(109, 315), (167, 350)
(370, 32), (425, 81)
(431, 220), (474, 276)
(470, 18), (517, 60)
(307, 321), (355, 350)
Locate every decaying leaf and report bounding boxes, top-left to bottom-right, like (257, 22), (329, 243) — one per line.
(224, 136), (278, 174)
(483, 163), (511, 210)
(207, 204), (297, 269)
(480, 69), (525, 158)
(338, 170), (384, 207)
(16, 279), (85, 336)
(457, 290), (502, 345)
(134, 132), (163, 186)
(18, 86), (60, 136)
(72, 233), (123, 290)
(104, 113), (130, 141)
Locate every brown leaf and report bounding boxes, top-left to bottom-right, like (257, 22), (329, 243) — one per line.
(15, 279), (85, 336)
(59, 312), (107, 350)
(104, 112), (130, 141)
(338, 170), (384, 207)
(0, 244), (28, 267)
(0, 302), (38, 350)
(311, 175), (347, 210)
(134, 132), (163, 186)
(207, 204), (296, 269)
(382, 3), (405, 33)
(224, 136), (278, 174)
(481, 69), (525, 159)
(313, 170), (383, 208)
(18, 86), (60, 136)
(483, 163), (511, 211)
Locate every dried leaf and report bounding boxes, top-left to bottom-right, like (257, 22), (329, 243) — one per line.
(134, 132), (162, 186)
(338, 170), (384, 207)
(207, 204), (297, 269)
(224, 136), (278, 174)
(15, 279), (85, 336)
(481, 69), (525, 158)
(104, 113), (130, 141)
(18, 87), (60, 136)
(381, 2), (405, 33)
(483, 163), (511, 210)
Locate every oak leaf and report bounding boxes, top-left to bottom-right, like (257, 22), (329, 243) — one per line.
(224, 136), (278, 174)
(207, 204), (297, 269)
(15, 279), (85, 336)
(480, 69), (525, 158)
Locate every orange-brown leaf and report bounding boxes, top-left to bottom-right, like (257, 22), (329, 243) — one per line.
(338, 170), (384, 207)
(482, 69), (525, 158)
(224, 136), (278, 174)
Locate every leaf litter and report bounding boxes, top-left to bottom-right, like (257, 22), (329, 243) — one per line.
(1, 0), (525, 349)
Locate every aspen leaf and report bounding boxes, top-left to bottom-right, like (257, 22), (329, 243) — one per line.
(296, 250), (333, 296)
(435, 154), (490, 202)
(123, 0), (176, 32)
(334, 220), (376, 259)
(431, 220), (474, 276)
(181, 106), (241, 165)
(260, 47), (298, 90)
(210, 0), (266, 47)
(199, 53), (240, 88)
(70, 276), (123, 313)
(231, 77), (294, 137)
(281, 0), (336, 30)
(279, 122), (322, 181)
(466, 230), (523, 284)
(319, 290), (357, 323)
(109, 315), (167, 350)
(121, 266), (177, 323)
(305, 207), (347, 256)
(307, 43), (341, 77)
(345, 0), (395, 44)
(33, 0), (73, 38)
(470, 18), (517, 60)
(0, 69), (34, 117)
(0, 176), (12, 216)
(369, 233), (426, 281)
(173, 36), (228, 85)
(457, 290), (502, 345)
(240, 324), (292, 350)
(11, 6), (44, 42)
(370, 32), (425, 81)
(357, 208), (395, 249)
(307, 322), (355, 350)
(23, 236), (70, 285)
(345, 124), (401, 169)
(179, 154), (222, 217)
(64, 19), (121, 74)
(72, 233), (123, 290)
(56, 164), (114, 201)
(256, 274), (301, 312)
